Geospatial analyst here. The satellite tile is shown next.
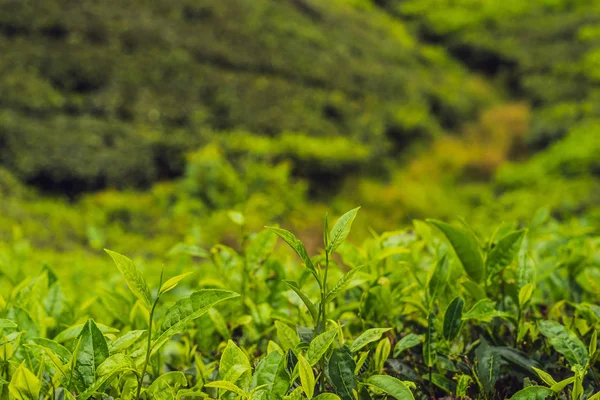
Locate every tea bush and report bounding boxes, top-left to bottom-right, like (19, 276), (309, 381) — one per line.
(0, 207), (599, 399)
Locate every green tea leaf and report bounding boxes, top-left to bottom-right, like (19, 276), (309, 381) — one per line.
(252, 351), (290, 396)
(9, 364), (40, 400)
(366, 375), (415, 400)
(306, 327), (338, 366)
(509, 386), (553, 400)
(354, 351), (370, 375)
(328, 207), (360, 254)
(74, 319), (110, 390)
(275, 321), (300, 352)
(486, 230), (527, 278)
(266, 227), (318, 281)
(538, 320), (588, 367)
(283, 281), (319, 323)
(220, 340), (251, 387)
(104, 249), (152, 309)
(518, 283), (534, 309)
(326, 346), (356, 400)
(374, 338), (391, 372)
(298, 354), (315, 399)
(550, 376), (575, 393)
(393, 334), (421, 357)
(153, 289), (239, 352)
(429, 255), (450, 300)
(108, 330), (146, 354)
(205, 380), (246, 397)
(427, 219), (484, 282)
(159, 271), (194, 295)
(443, 297), (464, 341)
(349, 328), (391, 353)
(532, 367), (557, 386)
(462, 299), (497, 323)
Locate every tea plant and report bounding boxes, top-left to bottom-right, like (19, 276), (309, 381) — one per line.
(0, 207), (598, 399)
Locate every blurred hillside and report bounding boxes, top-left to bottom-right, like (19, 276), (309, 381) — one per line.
(0, 0), (599, 271)
(0, 0), (496, 194)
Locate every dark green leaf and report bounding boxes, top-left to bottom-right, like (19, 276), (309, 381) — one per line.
(496, 347), (540, 371)
(443, 297), (464, 341)
(475, 340), (501, 394)
(427, 219), (485, 282)
(538, 321), (588, 367)
(74, 319), (110, 390)
(326, 346), (357, 400)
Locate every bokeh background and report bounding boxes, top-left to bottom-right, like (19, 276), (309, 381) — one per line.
(0, 0), (599, 283)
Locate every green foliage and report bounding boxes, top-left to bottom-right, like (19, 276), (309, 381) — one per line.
(1, 202), (600, 400)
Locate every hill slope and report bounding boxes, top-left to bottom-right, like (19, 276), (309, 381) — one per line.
(0, 0), (494, 194)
